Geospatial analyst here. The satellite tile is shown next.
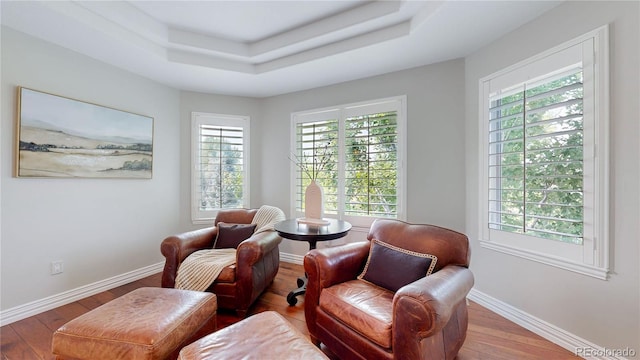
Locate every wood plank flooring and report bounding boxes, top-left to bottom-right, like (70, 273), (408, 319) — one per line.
(1, 262), (576, 359)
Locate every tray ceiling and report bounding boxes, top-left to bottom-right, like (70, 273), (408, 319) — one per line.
(1, 1), (561, 97)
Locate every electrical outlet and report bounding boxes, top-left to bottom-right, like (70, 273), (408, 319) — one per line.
(51, 261), (64, 275)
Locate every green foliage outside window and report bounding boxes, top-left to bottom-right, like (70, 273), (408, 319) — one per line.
(295, 120), (339, 213)
(344, 113), (397, 217)
(199, 126), (244, 210)
(490, 71), (584, 244)
(295, 111), (398, 218)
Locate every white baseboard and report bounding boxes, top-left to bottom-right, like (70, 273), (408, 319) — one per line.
(468, 289), (631, 360)
(280, 252), (304, 265)
(0, 261), (164, 327)
(1, 255), (303, 327)
(6, 258), (628, 360)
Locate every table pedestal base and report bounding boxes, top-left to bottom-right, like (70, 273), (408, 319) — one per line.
(274, 219), (352, 307)
(287, 276), (307, 306)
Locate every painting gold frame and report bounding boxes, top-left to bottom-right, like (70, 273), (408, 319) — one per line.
(15, 87), (154, 178)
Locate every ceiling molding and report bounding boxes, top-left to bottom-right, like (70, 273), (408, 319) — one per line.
(256, 21), (412, 74)
(77, 1), (168, 45)
(0, 0), (563, 97)
(410, 0), (446, 30)
(47, 0), (437, 74)
(44, 1), (168, 57)
(169, 28), (250, 58)
(247, 0), (402, 57)
(169, 21), (412, 74)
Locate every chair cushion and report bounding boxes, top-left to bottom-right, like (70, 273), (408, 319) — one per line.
(214, 223), (257, 249)
(216, 264), (236, 283)
(358, 239), (437, 292)
(319, 280), (394, 349)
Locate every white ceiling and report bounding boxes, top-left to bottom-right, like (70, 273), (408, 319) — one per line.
(1, 1), (561, 98)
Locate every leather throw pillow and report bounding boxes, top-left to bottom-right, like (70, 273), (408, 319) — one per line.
(358, 239), (437, 292)
(214, 222), (257, 249)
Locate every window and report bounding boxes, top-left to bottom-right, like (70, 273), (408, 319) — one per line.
(479, 27), (609, 279)
(291, 97), (406, 229)
(191, 112), (250, 223)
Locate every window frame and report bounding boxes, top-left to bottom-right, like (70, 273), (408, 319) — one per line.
(478, 26), (609, 279)
(191, 112), (250, 224)
(290, 96), (407, 229)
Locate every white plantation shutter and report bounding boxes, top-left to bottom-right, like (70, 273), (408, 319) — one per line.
(488, 68), (585, 244)
(344, 111), (399, 218)
(479, 26), (609, 279)
(292, 97), (406, 228)
(192, 113), (250, 222)
(294, 119), (339, 214)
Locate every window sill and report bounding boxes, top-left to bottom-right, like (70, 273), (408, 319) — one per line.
(192, 218), (214, 226)
(479, 240), (609, 280)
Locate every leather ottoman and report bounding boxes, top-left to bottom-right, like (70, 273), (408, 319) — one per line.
(52, 287), (217, 360)
(178, 311), (328, 359)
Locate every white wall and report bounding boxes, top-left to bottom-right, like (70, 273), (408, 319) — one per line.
(0, 28), (181, 310)
(260, 59), (467, 256)
(464, 0), (639, 353)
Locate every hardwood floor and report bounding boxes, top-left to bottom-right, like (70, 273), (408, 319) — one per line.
(1, 262), (576, 359)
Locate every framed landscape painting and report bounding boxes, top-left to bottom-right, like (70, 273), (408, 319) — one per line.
(16, 87), (153, 178)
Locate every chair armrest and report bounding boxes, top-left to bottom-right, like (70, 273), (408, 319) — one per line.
(234, 230), (282, 313)
(236, 230), (282, 267)
(160, 227), (218, 288)
(393, 266), (474, 345)
(304, 241), (371, 289)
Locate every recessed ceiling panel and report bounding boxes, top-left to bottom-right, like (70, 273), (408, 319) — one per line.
(0, 0), (563, 97)
(130, 0), (369, 42)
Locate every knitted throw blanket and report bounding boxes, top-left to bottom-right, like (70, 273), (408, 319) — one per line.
(252, 205), (286, 234)
(174, 248), (236, 291)
(174, 205), (285, 292)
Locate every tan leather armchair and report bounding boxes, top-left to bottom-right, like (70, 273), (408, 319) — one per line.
(161, 208), (282, 317)
(304, 219), (474, 360)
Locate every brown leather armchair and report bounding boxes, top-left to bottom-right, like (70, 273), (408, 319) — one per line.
(304, 219), (474, 360)
(161, 208), (282, 317)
